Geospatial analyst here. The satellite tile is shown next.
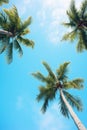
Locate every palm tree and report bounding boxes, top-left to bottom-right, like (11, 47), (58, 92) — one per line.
(62, 0), (87, 52)
(0, 0), (9, 6)
(0, 6), (34, 63)
(32, 61), (86, 130)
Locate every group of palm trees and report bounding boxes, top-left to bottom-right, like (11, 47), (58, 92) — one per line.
(0, 0), (87, 130)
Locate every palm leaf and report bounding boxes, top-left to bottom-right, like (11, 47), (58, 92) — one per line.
(59, 94), (69, 118)
(56, 62), (70, 81)
(42, 61), (56, 80)
(0, 0), (9, 6)
(6, 43), (13, 64)
(64, 78), (84, 89)
(37, 86), (57, 113)
(63, 90), (83, 111)
(79, 0), (87, 19)
(13, 39), (23, 57)
(17, 36), (34, 48)
(67, 0), (80, 23)
(41, 97), (49, 113)
(32, 72), (47, 82)
(76, 30), (87, 52)
(3, 6), (21, 32)
(17, 16), (32, 35)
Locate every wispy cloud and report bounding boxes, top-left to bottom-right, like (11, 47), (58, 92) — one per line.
(33, 102), (74, 130)
(36, 0), (83, 44)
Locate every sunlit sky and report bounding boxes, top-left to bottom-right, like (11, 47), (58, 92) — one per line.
(0, 0), (87, 130)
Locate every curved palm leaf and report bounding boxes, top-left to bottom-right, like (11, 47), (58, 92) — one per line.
(6, 43), (13, 64)
(64, 78), (84, 89)
(37, 85), (57, 113)
(42, 61), (56, 80)
(56, 62), (70, 81)
(63, 90), (83, 111)
(59, 93), (69, 118)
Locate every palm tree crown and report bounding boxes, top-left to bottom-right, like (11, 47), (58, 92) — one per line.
(0, 6), (34, 63)
(32, 61), (84, 117)
(62, 0), (87, 52)
(0, 0), (9, 6)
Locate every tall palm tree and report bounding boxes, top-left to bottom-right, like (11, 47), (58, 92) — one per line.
(62, 0), (87, 52)
(32, 61), (86, 130)
(0, 6), (34, 63)
(0, 0), (9, 6)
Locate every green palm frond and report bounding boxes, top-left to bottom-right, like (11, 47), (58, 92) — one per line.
(41, 97), (49, 113)
(32, 72), (47, 82)
(36, 86), (47, 102)
(0, 12), (7, 27)
(76, 29), (87, 52)
(64, 78), (84, 89)
(79, 0), (87, 19)
(42, 61), (56, 80)
(18, 36), (34, 48)
(20, 29), (30, 36)
(0, 0), (9, 6)
(63, 90), (83, 111)
(59, 94), (69, 118)
(6, 43), (13, 64)
(67, 0), (80, 23)
(62, 22), (76, 28)
(37, 86), (57, 113)
(18, 16), (32, 35)
(13, 39), (23, 57)
(0, 42), (6, 53)
(62, 29), (77, 42)
(56, 62), (70, 81)
(0, 36), (10, 54)
(3, 6), (21, 32)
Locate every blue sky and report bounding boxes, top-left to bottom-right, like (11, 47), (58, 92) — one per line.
(0, 0), (87, 130)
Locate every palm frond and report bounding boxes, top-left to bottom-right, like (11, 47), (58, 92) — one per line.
(20, 29), (30, 36)
(76, 29), (87, 52)
(79, 0), (87, 19)
(56, 62), (70, 81)
(32, 72), (47, 82)
(0, 12), (7, 27)
(42, 61), (56, 80)
(64, 78), (84, 89)
(3, 6), (21, 32)
(17, 36), (34, 48)
(0, 0), (9, 6)
(62, 22), (76, 28)
(36, 86), (47, 102)
(59, 94), (69, 118)
(63, 90), (83, 111)
(37, 86), (57, 113)
(13, 39), (23, 57)
(6, 43), (13, 64)
(18, 16), (32, 35)
(41, 97), (49, 113)
(67, 0), (80, 23)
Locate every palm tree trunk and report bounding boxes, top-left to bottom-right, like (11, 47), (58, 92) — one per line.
(0, 29), (13, 36)
(60, 89), (86, 130)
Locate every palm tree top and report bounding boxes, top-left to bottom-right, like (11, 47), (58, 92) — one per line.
(62, 0), (87, 52)
(0, 6), (34, 64)
(32, 61), (84, 116)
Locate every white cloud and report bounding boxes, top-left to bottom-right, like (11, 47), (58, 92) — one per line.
(36, 0), (83, 44)
(36, 103), (73, 130)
